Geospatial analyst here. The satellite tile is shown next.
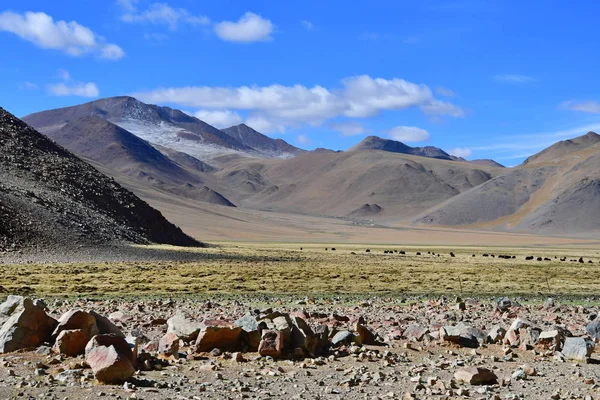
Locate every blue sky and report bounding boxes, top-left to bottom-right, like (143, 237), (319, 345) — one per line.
(2, 0), (600, 164)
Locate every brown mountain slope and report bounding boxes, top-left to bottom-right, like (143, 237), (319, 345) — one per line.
(522, 131), (600, 166)
(0, 107), (202, 251)
(348, 135), (455, 160)
(414, 137), (600, 235)
(471, 159), (506, 168)
(221, 124), (305, 158)
(41, 116), (235, 207)
(22, 96), (254, 159)
(210, 150), (499, 221)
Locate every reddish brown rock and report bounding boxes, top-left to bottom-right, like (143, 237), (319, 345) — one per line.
(194, 320), (242, 352)
(53, 329), (88, 357)
(53, 310), (99, 340)
(454, 367), (498, 385)
(85, 334), (135, 384)
(258, 330), (283, 358)
(354, 316), (377, 345)
(404, 324), (429, 342)
(158, 332), (179, 359)
(85, 334), (134, 363)
(86, 345), (135, 384)
(90, 311), (124, 337)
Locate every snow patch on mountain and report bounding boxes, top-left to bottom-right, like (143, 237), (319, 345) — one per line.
(113, 119), (242, 160)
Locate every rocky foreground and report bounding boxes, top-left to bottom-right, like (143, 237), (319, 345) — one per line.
(0, 295), (599, 399)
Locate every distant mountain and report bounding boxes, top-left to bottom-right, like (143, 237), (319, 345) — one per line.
(471, 159), (506, 168)
(38, 116), (235, 207)
(222, 124), (305, 158)
(414, 131), (600, 235)
(214, 149), (497, 221)
(522, 131), (600, 166)
(0, 107), (201, 251)
(348, 136), (454, 160)
(23, 96), (254, 160)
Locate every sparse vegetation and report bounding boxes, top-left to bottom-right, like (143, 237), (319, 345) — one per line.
(2, 242), (599, 297)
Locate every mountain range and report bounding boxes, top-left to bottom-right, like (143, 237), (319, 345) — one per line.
(17, 96), (600, 238)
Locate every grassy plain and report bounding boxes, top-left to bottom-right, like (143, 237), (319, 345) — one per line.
(1, 242), (600, 299)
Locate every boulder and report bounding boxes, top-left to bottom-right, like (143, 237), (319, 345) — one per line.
(290, 316), (318, 356)
(518, 327), (541, 350)
(331, 330), (355, 347)
(496, 297), (511, 312)
(487, 325), (506, 344)
(508, 317), (532, 332)
(85, 334), (134, 363)
(454, 367), (498, 385)
(0, 295), (57, 353)
(89, 311), (124, 337)
(235, 313), (261, 350)
(440, 324), (480, 348)
(194, 320), (242, 352)
(258, 330), (283, 358)
(158, 333), (179, 359)
(586, 319), (600, 340)
(536, 330), (563, 350)
(313, 325), (330, 355)
(354, 318), (377, 345)
(272, 315), (292, 345)
(561, 337), (594, 363)
(86, 343), (135, 384)
(125, 335), (138, 362)
(404, 324), (429, 342)
(53, 329), (88, 357)
(166, 313), (202, 342)
(53, 310), (99, 340)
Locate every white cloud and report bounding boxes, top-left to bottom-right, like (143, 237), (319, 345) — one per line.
(47, 69), (99, 98)
(435, 86), (454, 97)
(0, 11), (124, 59)
(48, 82), (99, 98)
(493, 74), (536, 84)
(420, 99), (465, 117)
(387, 126), (430, 143)
(448, 147), (472, 158)
(58, 69), (71, 81)
(133, 75), (464, 133)
(215, 12), (273, 42)
(120, 2), (210, 30)
(330, 121), (368, 136)
(144, 32), (169, 43)
(296, 134), (310, 145)
(559, 100), (600, 114)
(194, 110), (243, 128)
(101, 44), (125, 60)
(18, 81), (39, 90)
(301, 20), (314, 31)
(117, 0), (138, 12)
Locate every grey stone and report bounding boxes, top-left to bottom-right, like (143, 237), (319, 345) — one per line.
(166, 313), (202, 342)
(586, 319), (600, 340)
(0, 296), (57, 353)
(561, 337), (594, 363)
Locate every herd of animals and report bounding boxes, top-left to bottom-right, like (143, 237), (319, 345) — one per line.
(310, 248), (595, 264)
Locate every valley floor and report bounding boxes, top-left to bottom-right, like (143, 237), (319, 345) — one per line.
(2, 243), (600, 400)
(2, 242), (600, 297)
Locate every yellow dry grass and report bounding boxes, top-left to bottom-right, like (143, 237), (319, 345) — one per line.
(1, 243), (599, 298)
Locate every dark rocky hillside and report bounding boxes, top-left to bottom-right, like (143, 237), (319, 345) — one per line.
(0, 107), (203, 252)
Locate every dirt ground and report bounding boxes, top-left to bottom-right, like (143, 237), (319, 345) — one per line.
(1, 243), (600, 399)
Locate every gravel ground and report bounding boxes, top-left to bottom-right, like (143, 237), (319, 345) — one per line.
(0, 295), (598, 400)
